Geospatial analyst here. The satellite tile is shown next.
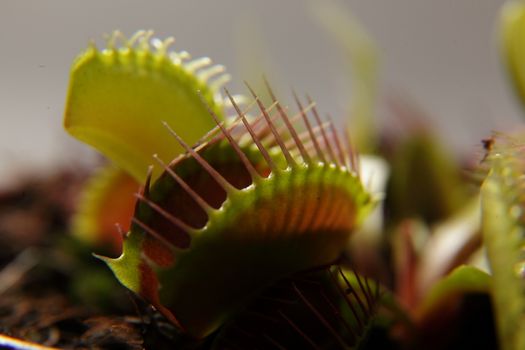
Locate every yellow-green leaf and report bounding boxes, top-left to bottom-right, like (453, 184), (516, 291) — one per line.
(64, 31), (229, 182)
(481, 135), (525, 350)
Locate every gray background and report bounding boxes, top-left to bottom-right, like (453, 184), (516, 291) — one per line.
(0, 0), (521, 182)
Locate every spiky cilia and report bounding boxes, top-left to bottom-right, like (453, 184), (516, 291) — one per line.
(101, 83), (374, 338)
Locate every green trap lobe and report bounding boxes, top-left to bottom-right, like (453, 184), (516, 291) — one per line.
(64, 33), (226, 182)
(104, 90), (373, 338)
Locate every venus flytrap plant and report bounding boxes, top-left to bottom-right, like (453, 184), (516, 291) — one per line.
(64, 30), (383, 346)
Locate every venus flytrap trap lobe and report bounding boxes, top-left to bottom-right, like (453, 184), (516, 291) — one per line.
(102, 81), (374, 338)
(64, 30), (231, 182)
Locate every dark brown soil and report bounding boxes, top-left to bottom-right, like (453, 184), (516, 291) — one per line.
(0, 170), (177, 350)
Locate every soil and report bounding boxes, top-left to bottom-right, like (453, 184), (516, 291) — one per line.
(0, 169), (176, 350)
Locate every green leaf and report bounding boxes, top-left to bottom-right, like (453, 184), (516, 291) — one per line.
(102, 90), (375, 338)
(481, 135), (525, 350)
(64, 31), (229, 182)
(501, 1), (525, 110)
